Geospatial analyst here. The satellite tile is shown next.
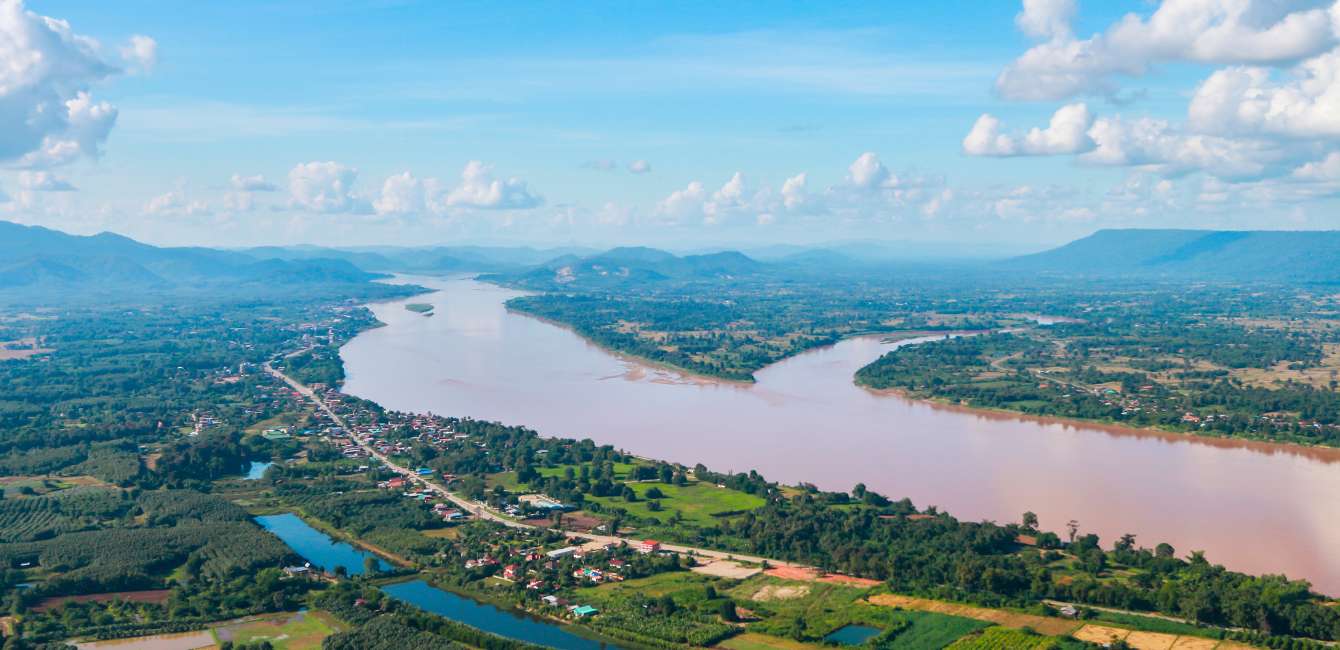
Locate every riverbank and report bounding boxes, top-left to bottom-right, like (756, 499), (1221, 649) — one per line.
(338, 275), (1340, 595)
(858, 383), (1340, 460)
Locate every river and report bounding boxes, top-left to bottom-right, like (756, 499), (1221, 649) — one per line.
(340, 276), (1340, 595)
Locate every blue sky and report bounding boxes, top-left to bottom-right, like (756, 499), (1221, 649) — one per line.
(5, 1), (1340, 249)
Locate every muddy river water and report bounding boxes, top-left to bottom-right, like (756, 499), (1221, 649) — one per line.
(341, 276), (1340, 594)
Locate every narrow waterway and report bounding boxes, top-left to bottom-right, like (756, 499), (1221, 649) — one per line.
(341, 276), (1340, 594)
(255, 513), (391, 575)
(382, 579), (620, 650)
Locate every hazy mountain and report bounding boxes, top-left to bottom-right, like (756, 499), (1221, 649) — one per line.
(0, 221), (381, 296)
(486, 246), (766, 288)
(1003, 229), (1340, 282)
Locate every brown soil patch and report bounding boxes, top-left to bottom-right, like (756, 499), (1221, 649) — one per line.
(766, 566), (820, 581)
(751, 584), (810, 602)
(692, 559), (762, 579)
(1126, 631), (1177, 650)
(867, 594), (1079, 636)
(1073, 625), (1129, 645)
(762, 566), (877, 586)
(0, 338), (53, 360)
(1168, 637), (1220, 650)
(34, 589), (172, 612)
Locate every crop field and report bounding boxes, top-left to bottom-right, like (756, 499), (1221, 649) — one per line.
(867, 594), (1080, 636)
(584, 479), (766, 525)
(212, 610), (344, 649)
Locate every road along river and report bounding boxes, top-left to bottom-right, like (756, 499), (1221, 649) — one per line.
(340, 276), (1340, 595)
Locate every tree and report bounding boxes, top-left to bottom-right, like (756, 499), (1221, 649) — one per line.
(1066, 519), (1079, 544)
(1022, 511), (1039, 531)
(1155, 542), (1176, 559)
(363, 556), (380, 576)
(718, 599), (738, 622)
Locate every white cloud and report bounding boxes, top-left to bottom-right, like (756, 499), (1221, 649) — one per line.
(17, 170), (75, 191)
(374, 171), (427, 216)
(655, 180), (707, 221)
(1081, 115), (1280, 178)
(120, 34), (157, 73)
(1016, 0), (1076, 40)
(230, 173), (278, 192)
(963, 103), (1094, 156)
(145, 190), (210, 217)
(997, 0), (1340, 100)
(1188, 51), (1340, 137)
(781, 172), (809, 210)
(0, 0), (128, 167)
(628, 159), (652, 174)
(1292, 151), (1340, 180)
(848, 152), (892, 189)
(288, 161), (370, 213)
(444, 161), (542, 210)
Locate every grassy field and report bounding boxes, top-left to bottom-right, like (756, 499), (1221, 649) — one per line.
(576, 570), (717, 601)
(585, 480), (766, 525)
(720, 632), (829, 650)
(947, 626), (1084, 649)
(212, 610), (344, 649)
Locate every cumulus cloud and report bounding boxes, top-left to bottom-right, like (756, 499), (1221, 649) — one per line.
(1081, 115), (1281, 179)
(145, 190), (209, 217)
(996, 0), (1340, 100)
(288, 161), (370, 213)
(627, 159), (652, 174)
(655, 180), (708, 221)
(444, 161), (542, 210)
(230, 173), (278, 192)
(1016, 0), (1076, 40)
(1, 0), (130, 167)
(963, 103), (1094, 156)
(120, 34), (157, 73)
(1189, 51), (1340, 137)
(18, 170), (75, 191)
(780, 172), (809, 210)
(374, 171), (428, 216)
(1292, 151), (1340, 180)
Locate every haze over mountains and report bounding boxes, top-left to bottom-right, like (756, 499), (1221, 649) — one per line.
(1002, 229), (1340, 282)
(3, 221), (1339, 302)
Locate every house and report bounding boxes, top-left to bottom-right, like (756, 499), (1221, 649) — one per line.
(526, 579), (545, 590)
(546, 546), (579, 559)
(638, 539), (661, 554)
(571, 605), (598, 618)
(503, 564), (520, 580)
(282, 566), (311, 577)
(609, 558), (626, 569)
(385, 477), (406, 489)
(416, 467), (434, 476)
(541, 595), (561, 606)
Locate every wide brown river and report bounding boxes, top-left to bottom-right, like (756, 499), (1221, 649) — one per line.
(341, 276), (1340, 594)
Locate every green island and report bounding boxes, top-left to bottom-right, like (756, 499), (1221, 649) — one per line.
(405, 303), (435, 314)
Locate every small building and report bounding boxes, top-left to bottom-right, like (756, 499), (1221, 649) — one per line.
(546, 546), (579, 559)
(503, 564), (520, 580)
(416, 467), (434, 476)
(638, 539), (661, 554)
(571, 605), (598, 618)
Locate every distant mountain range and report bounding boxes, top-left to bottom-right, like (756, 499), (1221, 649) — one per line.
(5, 221), (1338, 301)
(481, 246), (768, 288)
(1001, 229), (1340, 283)
(0, 221), (379, 295)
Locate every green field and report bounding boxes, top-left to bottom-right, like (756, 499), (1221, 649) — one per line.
(585, 480), (766, 525)
(212, 610), (343, 649)
(720, 632), (829, 650)
(947, 626), (1086, 649)
(576, 570), (716, 601)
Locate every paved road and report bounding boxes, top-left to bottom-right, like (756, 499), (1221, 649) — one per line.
(265, 361), (807, 568)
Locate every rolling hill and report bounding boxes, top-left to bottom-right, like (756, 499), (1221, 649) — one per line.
(0, 221), (381, 296)
(1002, 229), (1340, 283)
